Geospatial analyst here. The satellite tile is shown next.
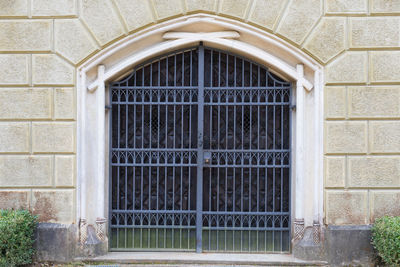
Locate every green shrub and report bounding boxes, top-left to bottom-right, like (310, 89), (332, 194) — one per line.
(371, 216), (400, 266)
(0, 210), (37, 267)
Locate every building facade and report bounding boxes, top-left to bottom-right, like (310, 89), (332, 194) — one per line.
(0, 0), (399, 265)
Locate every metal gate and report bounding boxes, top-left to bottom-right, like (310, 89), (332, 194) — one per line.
(109, 45), (291, 252)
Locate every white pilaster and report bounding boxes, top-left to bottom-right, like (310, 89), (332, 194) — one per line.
(96, 65), (106, 220)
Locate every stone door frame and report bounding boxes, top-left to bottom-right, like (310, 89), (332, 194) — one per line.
(76, 13), (324, 248)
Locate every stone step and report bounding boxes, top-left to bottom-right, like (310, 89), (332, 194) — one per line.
(80, 252), (328, 266)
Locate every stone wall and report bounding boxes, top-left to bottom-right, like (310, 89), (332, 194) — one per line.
(0, 0), (399, 229)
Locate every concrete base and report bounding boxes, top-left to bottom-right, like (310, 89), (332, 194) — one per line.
(293, 225), (376, 266)
(34, 222), (108, 263)
(34, 223), (78, 262)
(34, 223), (375, 266)
(84, 252), (327, 266)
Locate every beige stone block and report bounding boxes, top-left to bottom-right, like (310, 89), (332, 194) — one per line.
(32, 54), (74, 86)
(32, 0), (76, 17)
(220, 0), (249, 18)
(0, 20), (51, 51)
(326, 52), (367, 84)
(81, 0), (125, 46)
(350, 17), (400, 48)
(0, 0), (28, 17)
(153, 0), (183, 20)
(0, 190), (30, 210)
(32, 122), (75, 153)
(55, 19), (98, 64)
(186, 0), (217, 12)
(249, 0), (287, 30)
(325, 121), (367, 154)
(326, 190), (368, 224)
(0, 54), (28, 85)
(325, 0), (367, 13)
(370, 191), (400, 221)
(304, 18), (345, 63)
(114, 0), (154, 31)
(0, 88), (51, 120)
(348, 87), (400, 118)
(371, 0), (400, 13)
(325, 156), (346, 188)
(32, 189), (74, 223)
(277, 0), (322, 44)
(370, 51), (400, 83)
(0, 122), (30, 153)
(370, 121), (400, 153)
(0, 156), (52, 187)
(54, 88), (74, 120)
(55, 156), (74, 187)
(325, 86), (346, 119)
(348, 157), (400, 187)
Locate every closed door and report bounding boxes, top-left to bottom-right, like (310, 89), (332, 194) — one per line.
(109, 45), (291, 252)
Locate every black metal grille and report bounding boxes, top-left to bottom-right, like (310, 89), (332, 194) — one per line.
(110, 45), (291, 252)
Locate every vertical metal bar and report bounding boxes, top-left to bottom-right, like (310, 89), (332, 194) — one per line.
(108, 85), (113, 249)
(196, 44), (205, 253)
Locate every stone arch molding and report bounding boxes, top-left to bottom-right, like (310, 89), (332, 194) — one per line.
(77, 14), (324, 247)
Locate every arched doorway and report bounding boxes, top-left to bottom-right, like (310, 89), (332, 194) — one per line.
(109, 44), (291, 252)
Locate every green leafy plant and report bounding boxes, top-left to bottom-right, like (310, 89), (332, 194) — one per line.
(0, 210), (37, 267)
(371, 216), (400, 266)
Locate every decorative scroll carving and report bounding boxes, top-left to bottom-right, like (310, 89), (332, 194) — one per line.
(79, 218), (88, 246)
(313, 222), (321, 244)
(293, 218), (305, 242)
(95, 217), (107, 242)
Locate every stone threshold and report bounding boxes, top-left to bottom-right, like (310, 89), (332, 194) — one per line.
(78, 252), (328, 266)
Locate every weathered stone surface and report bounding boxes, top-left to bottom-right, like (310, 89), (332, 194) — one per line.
(153, 0), (183, 20)
(81, 0), (125, 46)
(32, 54), (74, 86)
(304, 18), (345, 63)
(0, 190), (30, 209)
(0, 0), (28, 17)
(54, 88), (74, 120)
(0, 20), (51, 51)
(0, 88), (51, 119)
(55, 19), (98, 64)
(0, 54), (28, 85)
(348, 86), (400, 118)
(348, 157), (400, 187)
(325, 122), (367, 154)
(325, 52), (367, 84)
(326, 190), (368, 224)
(325, 0), (367, 13)
(370, 191), (400, 221)
(32, 122), (75, 153)
(32, 190), (74, 223)
(370, 121), (400, 153)
(35, 223), (78, 262)
(0, 156), (52, 187)
(325, 156), (346, 188)
(277, 0), (322, 44)
(186, 0), (217, 12)
(114, 0), (154, 31)
(0, 122), (30, 153)
(249, 0), (287, 30)
(370, 51), (400, 83)
(220, 0), (249, 18)
(325, 225), (374, 266)
(350, 17), (400, 48)
(32, 0), (76, 17)
(325, 86), (346, 119)
(55, 156), (74, 187)
(371, 0), (400, 13)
